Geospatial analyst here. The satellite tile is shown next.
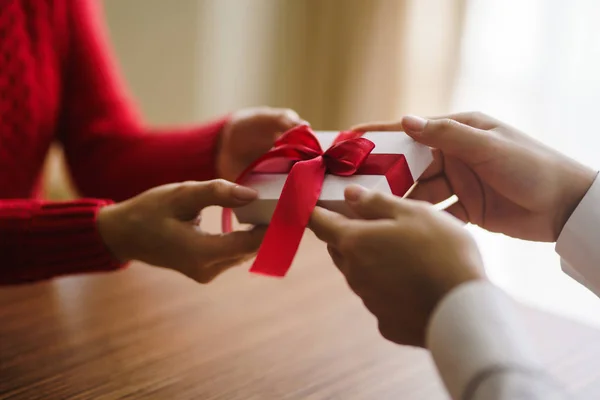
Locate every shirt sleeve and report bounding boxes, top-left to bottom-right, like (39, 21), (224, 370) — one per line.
(57, 0), (227, 202)
(556, 173), (600, 296)
(0, 199), (124, 285)
(426, 280), (570, 400)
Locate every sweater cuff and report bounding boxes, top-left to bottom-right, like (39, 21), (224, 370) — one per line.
(10, 200), (125, 283)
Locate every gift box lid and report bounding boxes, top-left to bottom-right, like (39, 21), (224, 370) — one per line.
(245, 131), (432, 197)
(233, 131), (433, 225)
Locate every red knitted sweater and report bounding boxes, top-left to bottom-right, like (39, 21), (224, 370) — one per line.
(0, 0), (226, 284)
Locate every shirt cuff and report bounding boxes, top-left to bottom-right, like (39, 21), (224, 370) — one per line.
(426, 280), (543, 400)
(556, 173), (600, 294)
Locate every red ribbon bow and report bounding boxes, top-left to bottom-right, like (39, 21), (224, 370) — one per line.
(222, 125), (413, 277)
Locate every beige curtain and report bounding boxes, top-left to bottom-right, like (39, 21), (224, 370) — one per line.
(264, 0), (466, 128)
(43, 0), (465, 199)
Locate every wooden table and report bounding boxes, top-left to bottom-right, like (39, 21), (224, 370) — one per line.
(2, 210), (600, 399)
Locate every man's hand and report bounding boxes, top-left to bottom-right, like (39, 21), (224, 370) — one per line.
(97, 180), (265, 283)
(309, 185), (485, 347)
(217, 107), (307, 182)
(353, 112), (597, 241)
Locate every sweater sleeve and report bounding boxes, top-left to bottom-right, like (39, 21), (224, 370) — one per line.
(0, 199), (124, 285)
(57, 0), (226, 202)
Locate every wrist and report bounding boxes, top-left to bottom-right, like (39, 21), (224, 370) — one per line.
(437, 272), (485, 299)
(429, 272), (485, 315)
(97, 203), (131, 263)
(426, 275), (489, 333)
(428, 247), (487, 320)
(418, 272), (486, 348)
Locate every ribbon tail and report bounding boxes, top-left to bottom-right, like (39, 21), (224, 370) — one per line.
(250, 157), (326, 277)
(385, 155), (415, 196)
(222, 208), (233, 233)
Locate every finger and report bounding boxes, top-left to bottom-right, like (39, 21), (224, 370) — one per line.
(171, 180), (258, 220)
(309, 207), (350, 246)
(408, 175), (453, 205)
(408, 179), (467, 221)
(344, 185), (412, 220)
(350, 121), (403, 132)
(280, 108), (306, 126)
(183, 254), (251, 284)
(401, 116), (492, 163)
(350, 112), (497, 133)
(250, 107), (308, 134)
(201, 225), (266, 259)
(209, 253), (254, 270)
(205, 253), (254, 280)
(441, 200), (469, 223)
(426, 111), (499, 130)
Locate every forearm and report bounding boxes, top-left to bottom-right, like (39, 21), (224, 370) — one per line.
(0, 199), (123, 285)
(427, 281), (569, 400)
(64, 118), (226, 201)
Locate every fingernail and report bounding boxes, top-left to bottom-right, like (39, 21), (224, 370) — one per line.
(402, 115), (428, 133)
(345, 185), (367, 203)
(232, 185), (258, 201)
(299, 119), (311, 126)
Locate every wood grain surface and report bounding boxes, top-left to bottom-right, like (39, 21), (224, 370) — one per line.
(2, 209), (600, 399)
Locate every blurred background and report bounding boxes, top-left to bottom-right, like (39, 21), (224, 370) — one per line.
(44, 0), (600, 326)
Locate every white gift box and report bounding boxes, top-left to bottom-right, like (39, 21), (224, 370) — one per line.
(233, 131), (433, 225)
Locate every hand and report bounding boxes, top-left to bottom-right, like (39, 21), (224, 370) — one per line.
(217, 106), (307, 182)
(97, 180), (265, 283)
(353, 112), (597, 242)
(310, 185), (484, 347)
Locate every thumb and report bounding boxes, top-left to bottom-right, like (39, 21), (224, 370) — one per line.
(344, 185), (410, 220)
(171, 180), (258, 221)
(402, 115), (491, 161)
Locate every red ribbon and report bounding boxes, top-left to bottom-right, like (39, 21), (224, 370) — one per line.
(222, 125), (414, 277)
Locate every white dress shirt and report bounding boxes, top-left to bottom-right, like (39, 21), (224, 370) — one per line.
(425, 174), (600, 399)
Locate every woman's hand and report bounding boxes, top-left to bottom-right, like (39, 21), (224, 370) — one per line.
(217, 107), (307, 182)
(97, 180), (265, 283)
(310, 185), (484, 347)
(353, 112), (597, 242)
